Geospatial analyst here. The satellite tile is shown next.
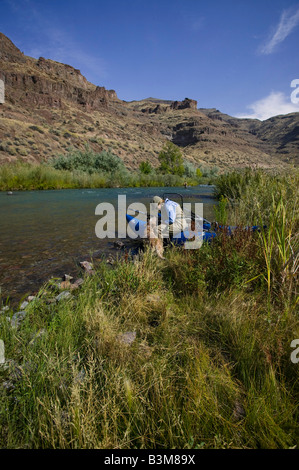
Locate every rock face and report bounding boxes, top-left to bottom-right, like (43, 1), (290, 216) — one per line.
(141, 99), (198, 115)
(0, 77), (4, 104)
(141, 103), (167, 114)
(0, 33), (118, 111)
(171, 98), (197, 110)
(2, 67), (118, 110)
(0, 33), (26, 63)
(0, 32), (298, 169)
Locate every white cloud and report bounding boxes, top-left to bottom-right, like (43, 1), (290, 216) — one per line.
(236, 91), (299, 121)
(259, 7), (299, 54)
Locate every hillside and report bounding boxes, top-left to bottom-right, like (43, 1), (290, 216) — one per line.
(0, 32), (298, 170)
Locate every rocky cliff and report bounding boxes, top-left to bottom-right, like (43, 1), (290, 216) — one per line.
(0, 33), (118, 110)
(0, 32), (298, 169)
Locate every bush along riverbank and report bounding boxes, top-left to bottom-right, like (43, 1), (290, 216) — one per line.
(0, 146), (218, 191)
(0, 169), (298, 448)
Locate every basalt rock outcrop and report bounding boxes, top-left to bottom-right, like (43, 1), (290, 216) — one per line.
(0, 33), (26, 64)
(170, 98), (197, 110)
(141, 98), (198, 115)
(0, 33), (118, 111)
(0, 32), (298, 168)
(141, 103), (167, 114)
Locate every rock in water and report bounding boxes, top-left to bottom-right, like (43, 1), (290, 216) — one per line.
(80, 261), (95, 275)
(80, 261), (93, 271)
(113, 241), (125, 249)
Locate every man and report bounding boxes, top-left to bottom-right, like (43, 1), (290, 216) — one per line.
(151, 196), (188, 239)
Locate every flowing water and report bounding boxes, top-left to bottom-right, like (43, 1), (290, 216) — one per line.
(0, 185), (216, 304)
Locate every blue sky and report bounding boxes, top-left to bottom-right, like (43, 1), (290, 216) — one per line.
(1, 0), (299, 119)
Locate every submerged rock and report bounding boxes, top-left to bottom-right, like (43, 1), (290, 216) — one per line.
(80, 261), (93, 271)
(113, 241), (125, 250)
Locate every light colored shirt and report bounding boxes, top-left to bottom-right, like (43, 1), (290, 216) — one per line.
(163, 198), (179, 224)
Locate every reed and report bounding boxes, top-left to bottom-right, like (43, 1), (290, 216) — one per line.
(0, 168), (298, 449)
(0, 161), (207, 191)
(215, 168), (298, 311)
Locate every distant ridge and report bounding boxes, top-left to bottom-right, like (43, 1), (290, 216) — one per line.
(143, 97), (175, 104)
(0, 32), (298, 169)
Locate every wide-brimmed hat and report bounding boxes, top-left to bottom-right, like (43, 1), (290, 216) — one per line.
(151, 196), (163, 204)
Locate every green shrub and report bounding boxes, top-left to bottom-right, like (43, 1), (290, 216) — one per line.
(196, 168), (202, 178)
(214, 195), (229, 225)
(139, 161), (153, 174)
(50, 147), (128, 176)
(183, 160), (196, 178)
(158, 141), (185, 176)
(29, 125), (44, 134)
(200, 165), (219, 179)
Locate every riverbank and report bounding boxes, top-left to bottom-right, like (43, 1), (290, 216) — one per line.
(0, 169), (298, 448)
(0, 161), (213, 191)
(0, 185), (217, 304)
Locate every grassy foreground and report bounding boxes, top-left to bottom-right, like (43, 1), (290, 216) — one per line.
(0, 169), (298, 448)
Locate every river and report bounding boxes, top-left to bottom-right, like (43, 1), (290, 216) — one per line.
(0, 185), (216, 304)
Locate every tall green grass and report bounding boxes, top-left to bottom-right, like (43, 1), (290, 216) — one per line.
(0, 248), (297, 448)
(214, 168), (298, 310)
(0, 161), (206, 191)
(0, 168), (298, 448)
